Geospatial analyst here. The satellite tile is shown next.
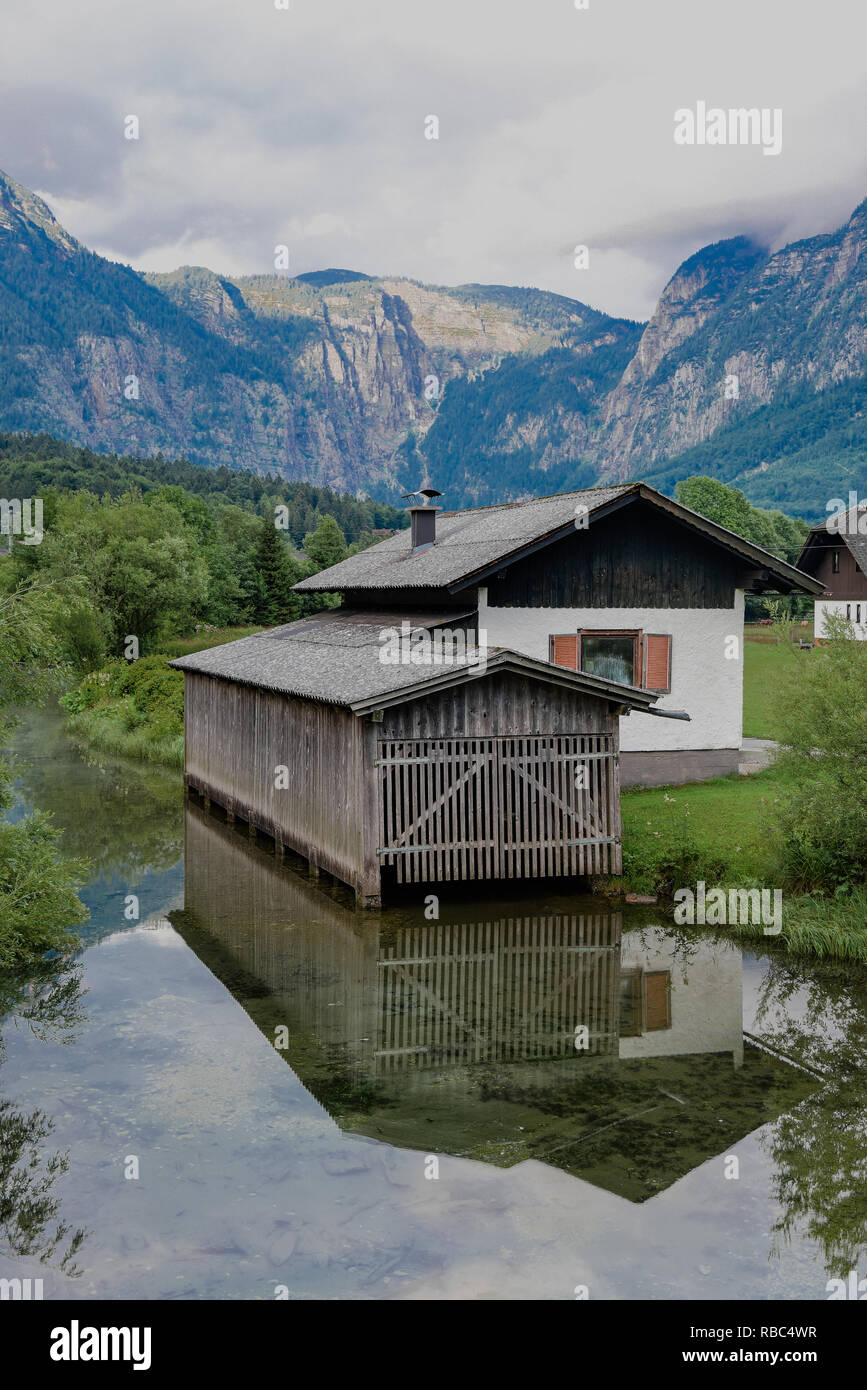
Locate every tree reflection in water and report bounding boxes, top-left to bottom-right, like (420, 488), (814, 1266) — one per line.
(755, 954), (867, 1279)
(11, 704), (183, 883)
(0, 956), (89, 1275)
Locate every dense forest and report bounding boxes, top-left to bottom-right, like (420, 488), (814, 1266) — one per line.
(0, 431), (815, 669)
(0, 433), (408, 547)
(0, 434), (413, 674)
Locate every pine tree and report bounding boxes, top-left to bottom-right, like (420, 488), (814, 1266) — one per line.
(254, 517), (299, 625)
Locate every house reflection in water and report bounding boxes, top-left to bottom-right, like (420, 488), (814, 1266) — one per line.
(174, 801), (815, 1203)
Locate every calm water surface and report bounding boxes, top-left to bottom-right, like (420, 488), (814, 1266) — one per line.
(2, 706), (866, 1300)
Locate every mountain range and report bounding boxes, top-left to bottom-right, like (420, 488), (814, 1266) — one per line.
(0, 169), (864, 519)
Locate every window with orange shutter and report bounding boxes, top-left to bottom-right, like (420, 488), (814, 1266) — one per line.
(643, 633), (672, 693)
(644, 971), (672, 1031)
(549, 634), (579, 670)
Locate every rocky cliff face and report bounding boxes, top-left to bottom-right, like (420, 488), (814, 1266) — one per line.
(594, 206), (867, 483)
(0, 167), (864, 513)
(0, 163), (618, 495)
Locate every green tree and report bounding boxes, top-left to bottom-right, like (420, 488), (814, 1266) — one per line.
(253, 517), (300, 626)
(675, 475), (808, 563)
(302, 514), (347, 570)
(29, 493), (208, 654)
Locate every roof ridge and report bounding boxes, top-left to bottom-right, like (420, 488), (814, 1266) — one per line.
(437, 482), (635, 518)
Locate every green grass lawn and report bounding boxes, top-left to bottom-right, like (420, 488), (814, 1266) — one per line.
(620, 764), (788, 887)
(742, 637), (815, 739)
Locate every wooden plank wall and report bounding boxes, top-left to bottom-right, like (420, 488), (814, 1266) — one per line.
(379, 671), (613, 739)
(378, 671), (622, 883)
(379, 733), (620, 883)
(812, 537), (867, 598)
(486, 503), (743, 609)
(183, 672), (366, 892)
(183, 669), (623, 898)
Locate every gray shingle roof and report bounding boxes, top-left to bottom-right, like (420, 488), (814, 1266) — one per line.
(169, 607), (659, 714)
(295, 482), (823, 595)
(294, 485), (631, 591)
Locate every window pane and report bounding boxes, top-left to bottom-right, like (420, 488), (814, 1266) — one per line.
(582, 636), (634, 684)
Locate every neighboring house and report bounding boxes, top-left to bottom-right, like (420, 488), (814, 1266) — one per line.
(296, 483), (822, 787)
(795, 502), (867, 640)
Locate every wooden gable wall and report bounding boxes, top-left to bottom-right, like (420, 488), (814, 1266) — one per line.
(486, 502), (744, 609)
(808, 534), (867, 599)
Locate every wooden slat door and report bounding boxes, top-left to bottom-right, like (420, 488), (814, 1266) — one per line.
(374, 912), (623, 1072)
(378, 735), (620, 884)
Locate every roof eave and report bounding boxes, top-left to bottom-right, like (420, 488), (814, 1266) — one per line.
(294, 482), (824, 597)
(630, 487), (825, 595)
(348, 649), (659, 716)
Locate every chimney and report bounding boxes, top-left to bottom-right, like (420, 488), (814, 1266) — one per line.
(403, 486), (442, 553)
(410, 505), (438, 552)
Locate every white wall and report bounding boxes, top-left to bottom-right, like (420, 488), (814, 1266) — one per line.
(478, 589), (745, 753)
(814, 599), (867, 640)
(618, 931), (744, 1064)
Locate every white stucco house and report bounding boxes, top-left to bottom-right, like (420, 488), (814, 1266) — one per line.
(296, 482), (822, 786)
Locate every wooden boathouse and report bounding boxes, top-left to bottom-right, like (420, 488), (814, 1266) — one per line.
(171, 607), (659, 906)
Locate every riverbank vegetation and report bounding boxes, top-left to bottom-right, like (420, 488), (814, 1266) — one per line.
(0, 446), (396, 961)
(62, 656), (186, 768)
(1, 450), (392, 765)
(0, 582), (89, 968)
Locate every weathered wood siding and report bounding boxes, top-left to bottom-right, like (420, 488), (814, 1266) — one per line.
(486, 503), (743, 609)
(378, 672), (622, 882)
(812, 536), (867, 598)
(184, 669), (624, 900)
(379, 671), (614, 739)
(183, 672), (366, 892)
(379, 733), (621, 882)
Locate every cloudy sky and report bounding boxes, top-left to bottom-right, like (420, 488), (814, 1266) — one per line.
(3, 0), (865, 319)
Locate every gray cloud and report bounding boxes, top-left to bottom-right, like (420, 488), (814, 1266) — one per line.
(2, 0), (864, 319)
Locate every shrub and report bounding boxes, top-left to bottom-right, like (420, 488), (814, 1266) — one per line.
(621, 821), (727, 896)
(771, 614), (867, 891)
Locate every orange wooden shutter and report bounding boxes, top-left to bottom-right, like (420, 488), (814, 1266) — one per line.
(644, 971), (671, 1031)
(644, 633), (671, 691)
(550, 634), (579, 670)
